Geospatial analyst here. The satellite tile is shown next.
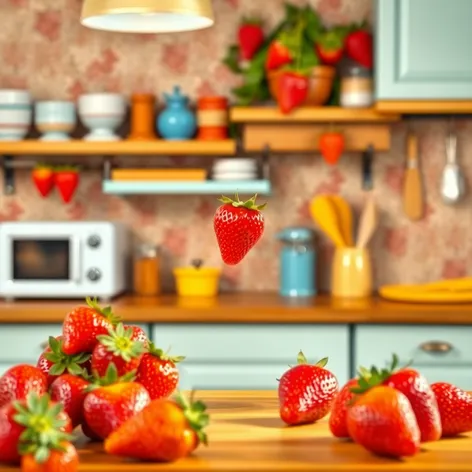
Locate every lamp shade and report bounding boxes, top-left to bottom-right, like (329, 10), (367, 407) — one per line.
(80, 0), (215, 33)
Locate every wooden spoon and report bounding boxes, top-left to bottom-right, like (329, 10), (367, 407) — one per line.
(356, 194), (378, 248)
(309, 195), (346, 247)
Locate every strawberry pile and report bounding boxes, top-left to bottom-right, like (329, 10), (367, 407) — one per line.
(0, 297), (209, 470)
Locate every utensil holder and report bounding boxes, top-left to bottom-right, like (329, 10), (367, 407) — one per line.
(331, 248), (373, 298)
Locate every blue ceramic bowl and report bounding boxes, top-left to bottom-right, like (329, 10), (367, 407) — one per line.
(35, 101), (76, 141)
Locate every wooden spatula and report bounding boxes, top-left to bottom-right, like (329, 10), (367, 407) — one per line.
(356, 194), (378, 248)
(328, 195), (354, 246)
(402, 133), (424, 221)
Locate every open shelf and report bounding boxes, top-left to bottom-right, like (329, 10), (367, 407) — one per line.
(230, 107), (401, 123)
(102, 179), (272, 196)
(0, 139), (236, 156)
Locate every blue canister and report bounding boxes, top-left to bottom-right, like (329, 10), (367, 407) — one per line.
(276, 227), (317, 298)
(157, 85), (196, 140)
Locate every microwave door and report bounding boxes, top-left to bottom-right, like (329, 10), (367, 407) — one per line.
(69, 236), (82, 283)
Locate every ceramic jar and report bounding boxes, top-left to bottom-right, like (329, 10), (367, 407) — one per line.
(197, 96), (228, 140)
(157, 86), (196, 140)
(0, 90), (32, 141)
(35, 101), (76, 141)
(128, 93), (156, 140)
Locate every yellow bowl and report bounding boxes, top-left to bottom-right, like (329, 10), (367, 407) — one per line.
(173, 266), (221, 298)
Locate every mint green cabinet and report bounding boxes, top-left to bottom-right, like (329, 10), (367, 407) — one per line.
(376, 0), (472, 99)
(151, 324), (350, 390)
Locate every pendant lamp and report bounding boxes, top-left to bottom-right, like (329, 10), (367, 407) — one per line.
(80, 0), (215, 33)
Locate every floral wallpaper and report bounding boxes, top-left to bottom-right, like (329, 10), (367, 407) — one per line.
(1, 0), (471, 292)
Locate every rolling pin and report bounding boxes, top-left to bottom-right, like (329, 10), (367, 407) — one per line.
(402, 133), (424, 221)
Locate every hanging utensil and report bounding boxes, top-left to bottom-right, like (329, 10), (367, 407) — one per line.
(361, 144), (374, 191)
(356, 194), (378, 248)
(328, 195), (354, 246)
(440, 132), (465, 205)
(309, 195), (346, 248)
(402, 132), (424, 221)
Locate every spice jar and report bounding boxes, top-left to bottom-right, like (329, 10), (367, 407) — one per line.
(133, 243), (161, 296)
(128, 93), (156, 140)
(340, 64), (373, 109)
(196, 96), (228, 140)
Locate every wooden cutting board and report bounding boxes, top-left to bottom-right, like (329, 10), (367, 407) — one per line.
(111, 169), (207, 181)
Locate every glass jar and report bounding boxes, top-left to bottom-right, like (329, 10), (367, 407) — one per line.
(133, 243), (161, 296)
(340, 64), (373, 108)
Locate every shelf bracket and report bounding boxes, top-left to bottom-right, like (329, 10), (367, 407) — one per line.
(261, 145), (270, 180)
(102, 157), (113, 181)
(2, 155), (15, 195)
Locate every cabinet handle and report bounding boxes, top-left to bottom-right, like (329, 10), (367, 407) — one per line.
(419, 341), (453, 354)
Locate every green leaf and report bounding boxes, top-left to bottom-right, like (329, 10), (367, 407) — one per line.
(48, 363), (66, 376)
(48, 336), (62, 355)
(304, 7), (323, 43)
(34, 446), (50, 464)
(67, 363), (84, 376)
(222, 44), (242, 74)
(43, 352), (62, 363)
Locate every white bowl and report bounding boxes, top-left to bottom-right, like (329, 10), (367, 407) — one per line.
(0, 90), (32, 141)
(213, 158), (257, 173)
(35, 101), (76, 141)
(78, 93), (126, 141)
(212, 171), (258, 181)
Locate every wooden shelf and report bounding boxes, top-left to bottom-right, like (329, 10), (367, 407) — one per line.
(102, 179), (272, 195)
(230, 107), (401, 123)
(0, 139), (236, 156)
(376, 100), (472, 114)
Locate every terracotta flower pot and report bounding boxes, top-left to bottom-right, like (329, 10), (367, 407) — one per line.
(267, 66), (336, 107)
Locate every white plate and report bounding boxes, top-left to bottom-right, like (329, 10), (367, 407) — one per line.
(212, 173), (258, 181)
(213, 158), (257, 172)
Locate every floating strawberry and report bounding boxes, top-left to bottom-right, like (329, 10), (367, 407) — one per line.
(278, 352), (338, 426)
(91, 323), (146, 377)
(277, 71), (309, 114)
(61, 297), (120, 356)
(238, 17), (264, 61)
(83, 364), (151, 440)
(0, 364), (47, 408)
(54, 166), (80, 203)
(213, 194), (266, 265)
(355, 354), (442, 442)
(265, 40), (292, 70)
(21, 441), (78, 472)
(37, 335), (91, 386)
(136, 344), (185, 400)
(31, 165), (54, 198)
(50, 373), (90, 428)
(105, 391), (209, 462)
(431, 382), (472, 437)
(347, 385), (420, 457)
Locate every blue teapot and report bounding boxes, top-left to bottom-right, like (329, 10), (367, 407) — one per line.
(157, 86), (197, 140)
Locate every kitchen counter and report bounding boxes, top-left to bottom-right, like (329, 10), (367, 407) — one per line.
(1, 391), (470, 471)
(0, 293), (471, 325)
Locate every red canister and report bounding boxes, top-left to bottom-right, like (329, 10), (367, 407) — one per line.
(196, 96), (228, 140)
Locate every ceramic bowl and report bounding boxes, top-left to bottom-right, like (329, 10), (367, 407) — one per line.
(78, 93), (126, 141)
(0, 89), (32, 141)
(35, 101), (76, 141)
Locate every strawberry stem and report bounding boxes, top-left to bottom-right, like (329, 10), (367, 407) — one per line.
(96, 323), (146, 362)
(174, 391), (209, 446)
(147, 342), (185, 363)
(218, 193), (267, 211)
(296, 350), (328, 368)
(43, 336), (91, 378)
(87, 363), (136, 391)
(84, 297), (121, 325)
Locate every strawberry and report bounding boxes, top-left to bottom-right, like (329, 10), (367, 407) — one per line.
(81, 418), (102, 441)
(238, 17), (264, 61)
(357, 355), (442, 442)
(83, 364), (151, 440)
(54, 166), (80, 203)
(61, 297), (120, 356)
(431, 382), (472, 437)
(50, 373), (90, 428)
(278, 352), (338, 426)
(21, 441), (78, 472)
(328, 378), (359, 438)
(37, 335), (91, 386)
(345, 29), (373, 69)
(104, 391), (209, 462)
(347, 386), (420, 457)
(265, 40), (292, 70)
(124, 324), (149, 347)
(277, 71), (309, 114)
(0, 364), (47, 408)
(319, 132), (345, 166)
(91, 322), (146, 377)
(0, 392), (73, 464)
(136, 343), (185, 400)
(213, 194), (266, 265)
(31, 165), (54, 198)
(315, 29), (347, 66)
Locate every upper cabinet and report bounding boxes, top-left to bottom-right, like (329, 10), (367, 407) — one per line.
(375, 0), (472, 112)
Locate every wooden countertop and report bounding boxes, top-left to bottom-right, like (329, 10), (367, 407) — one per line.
(1, 391), (471, 471)
(0, 293), (472, 325)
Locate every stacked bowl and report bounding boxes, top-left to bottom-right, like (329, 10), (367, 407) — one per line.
(0, 90), (32, 141)
(212, 158), (258, 181)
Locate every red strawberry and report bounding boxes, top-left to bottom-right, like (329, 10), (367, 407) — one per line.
(104, 392), (209, 462)
(32, 166), (54, 198)
(54, 167), (80, 203)
(123, 324), (149, 347)
(213, 194), (266, 265)
(358, 355), (442, 442)
(0, 364), (47, 408)
(83, 364), (151, 440)
(265, 40), (292, 70)
(277, 71), (309, 114)
(347, 385), (420, 458)
(50, 373), (90, 428)
(0, 392), (73, 464)
(329, 378), (359, 438)
(91, 323), (146, 378)
(278, 352), (338, 426)
(345, 29), (373, 69)
(136, 343), (185, 400)
(21, 441), (79, 472)
(431, 382), (472, 437)
(37, 335), (91, 386)
(81, 418), (102, 441)
(62, 297), (120, 356)
(238, 18), (264, 61)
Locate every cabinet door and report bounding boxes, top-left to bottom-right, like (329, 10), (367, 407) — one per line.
(151, 324), (349, 390)
(376, 0), (472, 99)
(354, 325), (472, 391)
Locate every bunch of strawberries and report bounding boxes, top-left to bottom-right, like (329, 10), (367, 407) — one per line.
(278, 351), (472, 458)
(0, 298), (209, 471)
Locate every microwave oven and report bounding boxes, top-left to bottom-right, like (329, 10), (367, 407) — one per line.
(0, 221), (130, 301)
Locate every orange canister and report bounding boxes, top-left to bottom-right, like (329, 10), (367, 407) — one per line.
(196, 96), (228, 140)
(128, 93), (156, 140)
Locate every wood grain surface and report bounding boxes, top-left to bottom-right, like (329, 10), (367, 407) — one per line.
(0, 293), (471, 325)
(1, 391), (471, 472)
